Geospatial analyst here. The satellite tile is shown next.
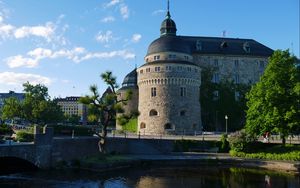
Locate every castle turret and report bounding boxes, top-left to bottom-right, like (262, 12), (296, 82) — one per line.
(137, 2), (202, 135)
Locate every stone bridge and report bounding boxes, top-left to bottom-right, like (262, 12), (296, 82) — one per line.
(0, 126), (177, 169)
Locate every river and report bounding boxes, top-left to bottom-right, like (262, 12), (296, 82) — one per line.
(0, 166), (299, 188)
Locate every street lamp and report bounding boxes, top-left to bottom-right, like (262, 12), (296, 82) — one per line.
(225, 115), (228, 134)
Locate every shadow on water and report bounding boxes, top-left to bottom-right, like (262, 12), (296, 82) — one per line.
(0, 157), (38, 175)
(0, 166), (299, 188)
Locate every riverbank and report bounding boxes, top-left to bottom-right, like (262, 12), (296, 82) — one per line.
(75, 153), (300, 175)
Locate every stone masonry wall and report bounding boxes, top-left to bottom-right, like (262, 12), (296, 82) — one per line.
(137, 62), (202, 135)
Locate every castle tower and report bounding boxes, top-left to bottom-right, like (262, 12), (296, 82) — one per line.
(116, 69), (139, 130)
(137, 3), (202, 135)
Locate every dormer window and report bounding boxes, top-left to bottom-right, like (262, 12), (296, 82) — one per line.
(196, 40), (202, 51)
(243, 42), (250, 53)
(221, 41), (228, 48)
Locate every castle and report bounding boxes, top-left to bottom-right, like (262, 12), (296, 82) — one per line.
(117, 3), (273, 135)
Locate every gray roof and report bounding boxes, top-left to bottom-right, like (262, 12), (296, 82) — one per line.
(147, 35), (274, 57)
(118, 68), (138, 91)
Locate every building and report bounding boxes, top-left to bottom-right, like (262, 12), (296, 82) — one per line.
(117, 3), (273, 135)
(0, 91), (25, 110)
(56, 96), (87, 125)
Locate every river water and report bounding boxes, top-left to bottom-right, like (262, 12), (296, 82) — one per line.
(0, 166), (299, 188)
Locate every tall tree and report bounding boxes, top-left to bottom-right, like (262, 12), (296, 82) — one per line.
(1, 97), (22, 123)
(245, 50), (300, 144)
(80, 71), (132, 152)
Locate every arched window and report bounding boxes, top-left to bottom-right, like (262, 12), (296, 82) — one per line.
(140, 122), (146, 129)
(180, 110), (186, 116)
(164, 123), (173, 130)
(149, 109), (158, 116)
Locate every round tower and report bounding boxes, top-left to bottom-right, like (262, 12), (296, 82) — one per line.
(116, 69), (139, 130)
(137, 6), (202, 135)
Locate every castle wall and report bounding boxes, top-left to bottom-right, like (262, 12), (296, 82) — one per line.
(193, 54), (268, 84)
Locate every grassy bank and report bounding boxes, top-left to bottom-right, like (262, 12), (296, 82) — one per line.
(230, 144), (300, 161)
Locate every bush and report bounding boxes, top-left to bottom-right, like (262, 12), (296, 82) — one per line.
(0, 124), (13, 135)
(228, 129), (255, 152)
(219, 134), (230, 152)
(15, 130), (34, 142)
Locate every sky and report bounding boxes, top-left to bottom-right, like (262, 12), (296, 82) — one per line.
(0, 0), (299, 98)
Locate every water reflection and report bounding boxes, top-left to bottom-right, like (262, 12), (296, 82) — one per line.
(0, 167), (299, 188)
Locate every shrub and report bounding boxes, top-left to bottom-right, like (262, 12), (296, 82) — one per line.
(219, 134), (230, 152)
(0, 124), (13, 135)
(15, 130), (34, 142)
(228, 129), (255, 152)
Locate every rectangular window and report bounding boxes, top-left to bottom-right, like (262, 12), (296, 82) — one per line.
(234, 60), (239, 68)
(213, 90), (219, 101)
(184, 55), (189, 60)
(151, 87), (157, 97)
(155, 67), (161, 72)
(166, 66), (172, 71)
(212, 73), (220, 83)
(168, 54), (176, 59)
(259, 61), (265, 69)
(235, 91), (240, 101)
(234, 74), (240, 84)
(180, 87), (186, 97)
(214, 59), (219, 67)
(140, 69), (143, 74)
(146, 68), (151, 72)
(154, 55), (160, 60)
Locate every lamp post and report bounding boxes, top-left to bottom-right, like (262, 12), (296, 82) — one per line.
(225, 115), (228, 134)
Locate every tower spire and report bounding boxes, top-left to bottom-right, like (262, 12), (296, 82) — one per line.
(166, 0), (171, 18)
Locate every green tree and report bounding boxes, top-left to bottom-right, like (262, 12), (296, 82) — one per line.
(80, 71), (132, 152)
(245, 50), (300, 144)
(1, 97), (22, 123)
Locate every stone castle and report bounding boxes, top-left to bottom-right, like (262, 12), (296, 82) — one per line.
(117, 4), (273, 135)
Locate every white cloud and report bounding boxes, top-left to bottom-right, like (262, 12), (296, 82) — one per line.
(78, 50), (135, 62)
(0, 72), (52, 86)
(5, 55), (38, 68)
(152, 9), (165, 16)
(4, 47), (135, 68)
(131, 34), (142, 43)
(101, 16), (115, 23)
(120, 5), (129, 19)
(95, 30), (115, 43)
(0, 24), (14, 38)
(104, 0), (121, 8)
(14, 22), (55, 41)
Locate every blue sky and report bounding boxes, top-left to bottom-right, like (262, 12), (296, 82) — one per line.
(0, 0), (299, 98)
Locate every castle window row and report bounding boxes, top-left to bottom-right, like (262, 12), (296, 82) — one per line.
(139, 66), (198, 74)
(139, 78), (199, 86)
(150, 87), (188, 97)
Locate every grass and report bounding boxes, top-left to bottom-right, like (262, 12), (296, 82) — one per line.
(230, 144), (300, 161)
(122, 118), (137, 133)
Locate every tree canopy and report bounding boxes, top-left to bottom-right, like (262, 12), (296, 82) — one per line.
(1, 82), (64, 125)
(245, 50), (300, 144)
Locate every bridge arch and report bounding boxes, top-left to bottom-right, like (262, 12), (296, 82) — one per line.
(0, 156), (38, 174)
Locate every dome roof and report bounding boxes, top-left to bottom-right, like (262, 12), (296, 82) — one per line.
(121, 68), (137, 89)
(146, 35), (191, 56)
(160, 11), (177, 36)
